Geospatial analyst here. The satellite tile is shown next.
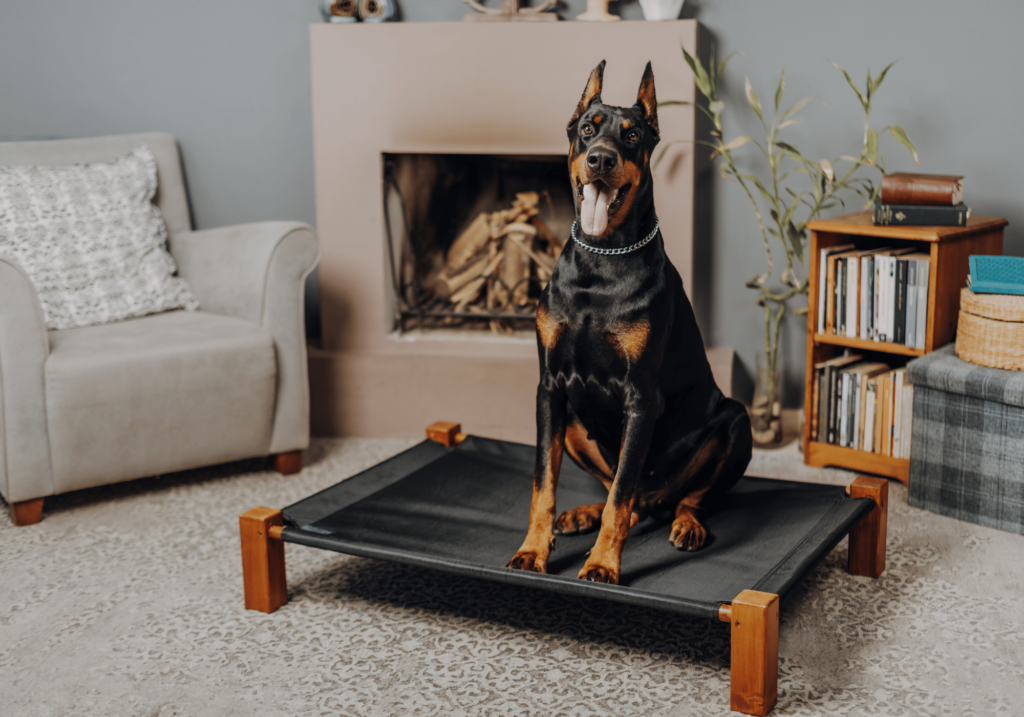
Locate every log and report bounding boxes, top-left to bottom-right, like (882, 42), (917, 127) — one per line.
(446, 212), (492, 270)
(434, 248), (492, 298)
(503, 230), (534, 307)
(531, 216), (564, 257)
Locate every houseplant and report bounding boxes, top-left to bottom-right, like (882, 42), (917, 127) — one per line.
(661, 48), (918, 443)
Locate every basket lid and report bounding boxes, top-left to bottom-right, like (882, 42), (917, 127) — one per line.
(961, 287), (1024, 323)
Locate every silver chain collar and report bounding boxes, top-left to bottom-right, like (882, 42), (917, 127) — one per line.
(571, 219), (659, 256)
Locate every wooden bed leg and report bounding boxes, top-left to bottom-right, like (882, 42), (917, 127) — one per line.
(272, 451), (302, 475)
(240, 507), (288, 613)
(10, 498), (44, 526)
(720, 590), (779, 716)
(847, 476), (888, 578)
(426, 421), (467, 446)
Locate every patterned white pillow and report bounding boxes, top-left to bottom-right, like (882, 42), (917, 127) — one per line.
(0, 145), (199, 331)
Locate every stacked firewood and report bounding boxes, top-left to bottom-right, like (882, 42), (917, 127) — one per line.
(425, 191), (563, 331)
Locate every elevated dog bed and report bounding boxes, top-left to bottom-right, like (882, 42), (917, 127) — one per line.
(240, 422), (888, 717)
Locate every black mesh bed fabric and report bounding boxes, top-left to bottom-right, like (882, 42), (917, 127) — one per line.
(282, 435), (872, 621)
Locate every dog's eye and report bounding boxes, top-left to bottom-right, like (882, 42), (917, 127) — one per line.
(627, 130), (641, 143)
(581, 124), (595, 137)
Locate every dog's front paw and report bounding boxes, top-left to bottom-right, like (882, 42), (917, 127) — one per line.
(554, 503), (604, 534)
(577, 562), (618, 585)
(670, 517), (707, 552)
(507, 550), (546, 573)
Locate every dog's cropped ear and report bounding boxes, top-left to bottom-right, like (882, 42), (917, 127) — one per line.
(635, 61), (660, 140)
(568, 60), (606, 130)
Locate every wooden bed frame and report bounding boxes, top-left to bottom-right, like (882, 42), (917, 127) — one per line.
(240, 421), (888, 716)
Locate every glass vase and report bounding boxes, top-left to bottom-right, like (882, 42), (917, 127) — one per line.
(751, 352), (783, 445)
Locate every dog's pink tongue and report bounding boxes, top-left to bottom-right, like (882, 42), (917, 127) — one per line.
(581, 183), (613, 236)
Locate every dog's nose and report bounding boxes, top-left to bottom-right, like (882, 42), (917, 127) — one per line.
(586, 147), (618, 174)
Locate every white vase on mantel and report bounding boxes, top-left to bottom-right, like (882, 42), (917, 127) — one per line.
(638, 0), (684, 21)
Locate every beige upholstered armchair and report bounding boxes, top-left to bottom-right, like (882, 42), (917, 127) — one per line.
(0, 133), (320, 525)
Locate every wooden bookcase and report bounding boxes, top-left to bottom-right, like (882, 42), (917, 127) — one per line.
(803, 212), (1007, 483)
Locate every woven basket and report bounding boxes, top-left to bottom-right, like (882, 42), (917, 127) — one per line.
(955, 288), (1024, 369)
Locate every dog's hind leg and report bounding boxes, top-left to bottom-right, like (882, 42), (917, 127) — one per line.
(556, 417), (640, 535)
(669, 399), (752, 551)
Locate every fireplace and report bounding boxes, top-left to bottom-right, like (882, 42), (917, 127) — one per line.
(308, 21), (721, 441)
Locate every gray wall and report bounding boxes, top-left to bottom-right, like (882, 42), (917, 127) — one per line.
(2, 1), (1022, 405)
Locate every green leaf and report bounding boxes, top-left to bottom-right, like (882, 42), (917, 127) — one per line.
(786, 222), (804, 264)
(888, 125), (920, 165)
(866, 129), (879, 166)
(774, 67), (785, 115)
(716, 52), (739, 92)
(828, 59), (867, 110)
(870, 59), (900, 96)
(781, 95), (815, 122)
(744, 75), (764, 123)
(657, 100), (691, 107)
(711, 135), (753, 159)
(682, 44), (712, 99)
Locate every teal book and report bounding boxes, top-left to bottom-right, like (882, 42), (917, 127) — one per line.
(873, 201), (970, 227)
(969, 255), (1024, 295)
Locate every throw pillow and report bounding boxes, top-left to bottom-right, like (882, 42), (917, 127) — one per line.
(0, 145), (199, 331)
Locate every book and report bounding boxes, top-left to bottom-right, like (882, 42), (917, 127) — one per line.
(838, 258), (847, 335)
(892, 368), (906, 458)
(968, 255), (1024, 296)
(848, 363), (889, 449)
(901, 252), (929, 347)
(879, 371), (893, 456)
(902, 381), (915, 459)
(873, 201), (970, 227)
(863, 377), (878, 453)
(905, 259), (918, 348)
(915, 258), (930, 349)
(817, 243), (854, 332)
(845, 254), (859, 338)
(838, 371), (850, 447)
(816, 354), (863, 444)
(817, 369), (828, 442)
(880, 172), (964, 206)
(894, 258), (908, 344)
(860, 255), (872, 340)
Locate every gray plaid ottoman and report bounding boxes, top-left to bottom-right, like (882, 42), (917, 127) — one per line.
(907, 344), (1024, 535)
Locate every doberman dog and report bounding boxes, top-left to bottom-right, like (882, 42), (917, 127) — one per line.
(506, 60), (753, 585)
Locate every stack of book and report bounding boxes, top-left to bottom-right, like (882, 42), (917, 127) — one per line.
(873, 172), (969, 227)
(816, 244), (930, 348)
(810, 354), (914, 458)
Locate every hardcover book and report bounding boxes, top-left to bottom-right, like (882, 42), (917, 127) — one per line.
(880, 172), (964, 206)
(873, 201), (970, 227)
(968, 255), (1024, 296)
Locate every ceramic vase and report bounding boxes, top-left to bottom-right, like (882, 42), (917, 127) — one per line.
(638, 0), (684, 21)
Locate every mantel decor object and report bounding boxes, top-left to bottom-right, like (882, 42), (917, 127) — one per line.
(321, 0), (357, 23)
(358, 0), (394, 22)
(639, 0), (684, 21)
(577, 0), (620, 21)
(463, 0), (558, 22)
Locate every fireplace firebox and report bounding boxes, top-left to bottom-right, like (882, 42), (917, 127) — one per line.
(383, 153), (576, 335)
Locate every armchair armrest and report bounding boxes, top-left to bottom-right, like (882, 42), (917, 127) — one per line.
(169, 222), (321, 454)
(0, 255), (55, 503)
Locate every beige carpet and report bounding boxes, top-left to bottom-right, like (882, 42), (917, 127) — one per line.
(3, 437), (1023, 716)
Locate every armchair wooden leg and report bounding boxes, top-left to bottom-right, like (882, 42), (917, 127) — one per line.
(10, 498), (44, 526)
(240, 507), (288, 613)
(720, 590), (779, 716)
(847, 476), (888, 578)
(272, 451), (302, 475)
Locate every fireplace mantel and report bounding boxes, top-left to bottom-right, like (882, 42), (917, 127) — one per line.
(309, 20), (715, 440)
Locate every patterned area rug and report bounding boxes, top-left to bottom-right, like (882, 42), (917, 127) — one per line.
(3, 438), (1023, 716)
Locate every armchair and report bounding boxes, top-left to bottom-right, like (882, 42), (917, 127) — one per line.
(0, 133), (320, 525)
